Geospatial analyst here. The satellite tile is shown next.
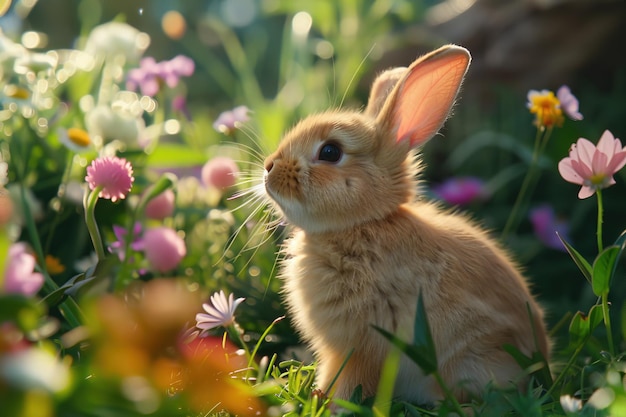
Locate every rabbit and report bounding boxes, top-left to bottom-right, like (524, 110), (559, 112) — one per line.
(262, 44), (550, 404)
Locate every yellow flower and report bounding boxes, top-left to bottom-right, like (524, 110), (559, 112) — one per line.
(58, 127), (92, 152)
(45, 255), (65, 275)
(527, 89), (564, 129)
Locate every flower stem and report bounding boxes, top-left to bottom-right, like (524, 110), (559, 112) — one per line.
(84, 186), (106, 261)
(596, 189), (604, 253)
(502, 127), (552, 240)
(601, 291), (615, 356)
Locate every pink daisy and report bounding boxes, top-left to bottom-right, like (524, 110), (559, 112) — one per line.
(558, 130), (626, 199)
(85, 156), (134, 202)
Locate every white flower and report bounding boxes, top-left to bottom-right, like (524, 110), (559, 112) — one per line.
(85, 103), (145, 146)
(0, 347), (71, 393)
(560, 395), (583, 414)
(195, 290), (245, 335)
(84, 21), (150, 63)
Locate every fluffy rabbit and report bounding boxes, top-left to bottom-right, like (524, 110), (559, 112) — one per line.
(262, 44), (549, 404)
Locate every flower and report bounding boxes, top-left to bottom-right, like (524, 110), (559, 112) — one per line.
(126, 55), (194, 97)
(58, 127), (91, 152)
(560, 395), (583, 414)
(0, 347), (71, 394)
(558, 130), (626, 199)
(108, 223), (143, 261)
(85, 156), (134, 202)
(527, 89), (564, 128)
(45, 255), (66, 275)
(145, 189), (176, 220)
(85, 103), (145, 146)
(432, 176), (488, 206)
(138, 227), (186, 273)
(2, 243), (44, 296)
(213, 105), (250, 135)
(84, 21), (150, 63)
(195, 290), (245, 335)
(529, 205), (569, 251)
(556, 85), (583, 121)
(201, 156), (239, 190)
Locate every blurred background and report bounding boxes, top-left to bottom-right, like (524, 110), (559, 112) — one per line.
(3, 0), (626, 348)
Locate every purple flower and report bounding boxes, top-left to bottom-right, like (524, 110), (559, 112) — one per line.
(556, 85), (583, 121)
(126, 55), (195, 97)
(213, 106), (250, 135)
(529, 205), (570, 251)
(108, 223), (143, 261)
(432, 176), (488, 206)
(3, 243), (44, 296)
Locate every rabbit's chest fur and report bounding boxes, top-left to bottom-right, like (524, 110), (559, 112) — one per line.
(279, 203), (548, 400)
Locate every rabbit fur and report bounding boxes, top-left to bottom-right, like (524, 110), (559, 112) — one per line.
(262, 44), (549, 404)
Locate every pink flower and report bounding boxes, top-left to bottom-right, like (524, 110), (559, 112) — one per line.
(201, 156), (239, 190)
(432, 176), (488, 206)
(212, 106), (249, 135)
(556, 85), (583, 121)
(85, 156), (134, 202)
(145, 189), (176, 220)
(529, 205), (569, 251)
(558, 130), (626, 199)
(3, 243), (44, 296)
(138, 227), (186, 273)
(195, 290), (245, 335)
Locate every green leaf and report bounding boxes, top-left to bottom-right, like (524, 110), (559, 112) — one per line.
(592, 246), (621, 296)
(558, 232), (592, 284)
(569, 310), (591, 346)
(503, 344), (553, 388)
(568, 306), (603, 346)
(373, 293), (438, 375)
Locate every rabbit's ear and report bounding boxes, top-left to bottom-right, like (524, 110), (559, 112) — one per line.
(377, 45), (470, 148)
(365, 67), (407, 117)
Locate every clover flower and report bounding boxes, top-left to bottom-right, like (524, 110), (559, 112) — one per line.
(126, 55), (195, 97)
(144, 188), (176, 220)
(85, 156), (134, 202)
(137, 227), (186, 273)
(2, 243), (44, 296)
(195, 290), (245, 336)
(213, 105), (250, 135)
(529, 205), (569, 251)
(432, 177), (488, 206)
(558, 130), (626, 199)
(201, 156), (239, 190)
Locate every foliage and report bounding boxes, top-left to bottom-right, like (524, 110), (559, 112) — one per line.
(1, 1), (626, 416)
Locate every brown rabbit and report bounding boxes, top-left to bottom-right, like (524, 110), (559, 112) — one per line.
(262, 45), (549, 404)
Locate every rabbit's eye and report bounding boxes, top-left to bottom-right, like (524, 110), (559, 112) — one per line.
(318, 143), (342, 163)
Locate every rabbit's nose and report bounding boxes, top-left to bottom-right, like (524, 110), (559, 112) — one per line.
(264, 158), (274, 173)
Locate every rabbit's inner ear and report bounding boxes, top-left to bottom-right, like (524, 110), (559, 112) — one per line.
(364, 67), (407, 118)
(376, 45), (471, 148)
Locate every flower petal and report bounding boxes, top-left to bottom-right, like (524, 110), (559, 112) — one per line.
(558, 158), (583, 184)
(574, 138), (596, 169)
(578, 185), (595, 199)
